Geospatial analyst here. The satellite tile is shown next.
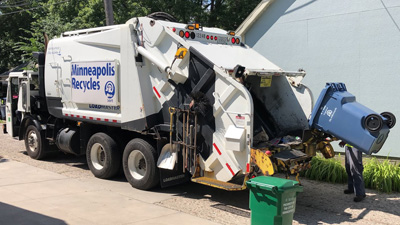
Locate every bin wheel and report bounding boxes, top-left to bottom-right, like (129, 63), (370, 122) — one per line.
(364, 114), (383, 132)
(381, 112), (396, 129)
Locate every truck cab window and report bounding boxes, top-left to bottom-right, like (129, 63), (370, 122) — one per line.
(8, 77), (19, 103)
(30, 75), (39, 91)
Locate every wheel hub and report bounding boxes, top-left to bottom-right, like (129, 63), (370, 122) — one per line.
(91, 143), (106, 170)
(138, 158), (146, 170)
(27, 131), (38, 152)
(128, 150), (146, 180)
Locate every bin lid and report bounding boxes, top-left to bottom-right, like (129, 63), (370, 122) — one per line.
(247, 176), (301, 191)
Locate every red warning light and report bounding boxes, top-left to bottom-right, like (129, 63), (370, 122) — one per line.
(231, 37), (236, 44)
(185, 31), (190, 38)
(172, 27), (176, 32)
(215, 36), (218, 41)
(206, 35), (209, 39)
(211, 36), (214, 40)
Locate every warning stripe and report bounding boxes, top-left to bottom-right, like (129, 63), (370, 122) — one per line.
(63, 114), (120, 123)
(153, 86), (161, 98)
(226, 163), (235, 176)
(213, 143), (237, 176)
(213, 143), (222, 155)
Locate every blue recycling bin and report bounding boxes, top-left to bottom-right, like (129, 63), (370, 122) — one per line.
(309, 83), (395, 155)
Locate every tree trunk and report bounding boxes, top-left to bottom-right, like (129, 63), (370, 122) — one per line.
(104, 0), (114, 25)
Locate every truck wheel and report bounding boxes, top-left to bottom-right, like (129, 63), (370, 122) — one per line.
(86, 133), (120, 179)
(123, 138), (159, 190)
(25, 125), (48, 160)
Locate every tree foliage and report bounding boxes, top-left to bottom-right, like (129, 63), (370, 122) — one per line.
(0, 0), (260, 74)
(0, 0), (37, 73)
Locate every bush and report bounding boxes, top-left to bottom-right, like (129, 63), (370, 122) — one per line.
(364, 158), (400, 193)
(302, 155), (400, 193)
(302, 155), (347, 183)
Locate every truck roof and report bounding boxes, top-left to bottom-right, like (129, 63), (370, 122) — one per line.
(157, 20), (285, 74)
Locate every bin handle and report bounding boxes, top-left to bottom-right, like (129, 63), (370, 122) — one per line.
(250, 182), (278, 194)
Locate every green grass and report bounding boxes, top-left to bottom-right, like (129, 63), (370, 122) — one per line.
(301, 154), (400, 193)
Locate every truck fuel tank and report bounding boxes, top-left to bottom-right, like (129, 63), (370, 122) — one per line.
(56, 127), (80, 155)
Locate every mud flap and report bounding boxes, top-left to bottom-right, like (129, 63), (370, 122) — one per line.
(159, 157), (189, 188)
(159, 143), (189, 188)
(159, 169), (189, 188)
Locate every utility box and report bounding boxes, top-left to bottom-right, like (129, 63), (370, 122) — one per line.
(309, 83), (395, 155)
(247, 176), (303, 225)
(224, 125), (246, 151)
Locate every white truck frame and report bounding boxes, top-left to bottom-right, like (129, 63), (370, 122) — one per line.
(5, 14), (333, 190)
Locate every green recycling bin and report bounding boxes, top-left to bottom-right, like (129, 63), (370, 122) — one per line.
(247, 176), (303, 225)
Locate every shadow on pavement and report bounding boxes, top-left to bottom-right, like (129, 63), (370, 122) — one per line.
(0, 202), (67, 225)
(287, 179), (400, 224)
(154, 175), (400, 224)
(21, 150), (88, 170)
(13, 142), (400, 224)
(155, 180), (250, 212)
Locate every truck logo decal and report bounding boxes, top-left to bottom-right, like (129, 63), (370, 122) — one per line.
(321, 106), (337, 122)
(70, 61), (118, 106)
(105, 81), (115, 99)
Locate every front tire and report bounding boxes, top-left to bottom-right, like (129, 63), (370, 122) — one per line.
(86, 133), (120, 179)
(24, 125), (48, 160)
(123, 138), (159, 190)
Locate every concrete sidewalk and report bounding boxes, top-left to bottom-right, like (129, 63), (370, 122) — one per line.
(0, 157), (220, 225)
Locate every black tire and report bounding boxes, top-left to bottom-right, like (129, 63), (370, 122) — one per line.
(123, 138), (159, 190)
(86, 132), (121, 179)
(364, 114), (383, 132)
(381, 112), (396, 129)
(24, 125), (48, 160)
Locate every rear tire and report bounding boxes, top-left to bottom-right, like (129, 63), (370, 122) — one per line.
(24, 125), (48, 160)
(123, 138), (159, 190)
(86, 133), (120, 179)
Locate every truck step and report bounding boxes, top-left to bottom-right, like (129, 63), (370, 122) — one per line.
(191, 177), (245, 191)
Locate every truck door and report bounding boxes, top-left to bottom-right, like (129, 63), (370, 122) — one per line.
(6, 77), (20, 137)
(18, 79), (30, 113)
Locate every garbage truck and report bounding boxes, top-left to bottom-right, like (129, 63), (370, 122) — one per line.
(4, 13), (395, 190)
